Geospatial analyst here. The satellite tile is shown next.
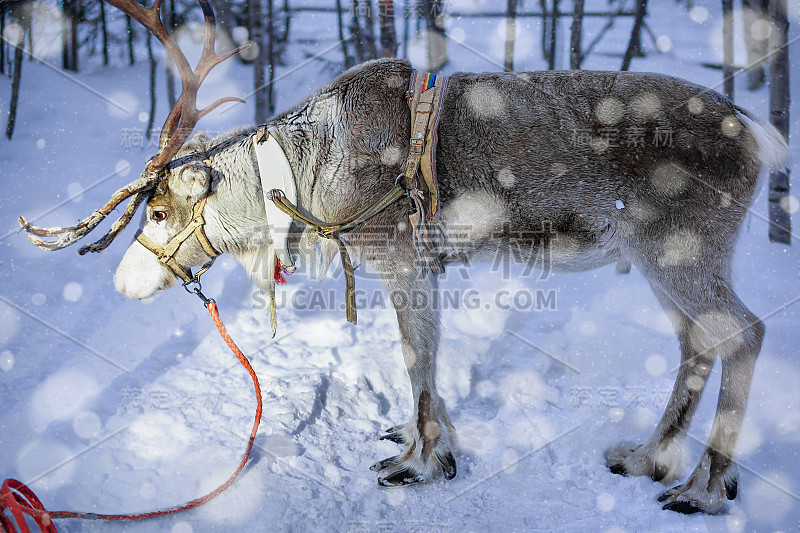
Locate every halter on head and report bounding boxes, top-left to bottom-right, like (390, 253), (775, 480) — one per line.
(135, 195), (219, 283)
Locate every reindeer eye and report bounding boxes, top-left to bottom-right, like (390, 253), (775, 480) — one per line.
(151, 210), (167, 222)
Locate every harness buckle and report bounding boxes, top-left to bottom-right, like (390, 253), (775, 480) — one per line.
(409, 136), (425, 155)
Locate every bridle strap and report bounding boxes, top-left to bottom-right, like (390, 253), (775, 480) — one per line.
(268, 184), (409, 326)
(136, 196), (219, 283)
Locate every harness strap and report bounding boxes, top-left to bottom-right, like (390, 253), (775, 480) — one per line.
(270, 185), (407, 238)
(401, 71), (448, 275)
(405, 71), (448, 218)
(260, 72), (448, 326)
(136, 196), (219, 283)
(269, 184), (408, 325)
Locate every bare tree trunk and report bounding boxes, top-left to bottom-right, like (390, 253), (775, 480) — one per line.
(249, 0), (267, 124)
(379, 0), (397, 57)
(267, 0), (276, 115)
(402, 0), (410, 59)
(282, 0), (290, 44)
(423, 0), (446, 70)
(267, 0), (275, 114)
(6, 19), (27, 139)
(621, 0), (646, 71)
(1, 5), (6, 75)
(364, 0), (379, 59)
(768, 0), (791, 243)
(570, 0), (585, 69)
(351, 0), (368, 62)
(742, 0), (769, 90)
(505, 0), (517, 72)
(26, 11), (32, 54)
(276, 0), (290, 62)
(99, 0), (109, 66)
(62, 0), (78, 71)
(351, 0), (378, 62)
(721, 0), (734, 100)
(146, 33), (157, 140)
(126, 14), (135, 65)
(62, 0), (69, 69)
(336, 0), (354, 67)
(539, 0), (549, 64)
(71, 0), (79, 72)
(164, 0), (177, 109)
(548, 0), (559, 70)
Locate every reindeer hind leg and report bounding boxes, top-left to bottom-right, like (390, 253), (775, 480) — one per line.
(606, 284), (711, 484)
(613, 246), (762, 513)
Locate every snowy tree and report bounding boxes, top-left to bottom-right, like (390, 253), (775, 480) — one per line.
(5, 0), (29, 139)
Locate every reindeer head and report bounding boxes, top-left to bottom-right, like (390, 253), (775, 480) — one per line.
(19, 0), (249, 301)
(115, 150), (217, 301)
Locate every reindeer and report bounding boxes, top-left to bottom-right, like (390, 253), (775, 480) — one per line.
(21, 0), (788, 516)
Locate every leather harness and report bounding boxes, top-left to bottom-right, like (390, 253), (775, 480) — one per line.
(135, 195), (219, 283)
(269, 70), (448, 324)
(404, 70), (448, 218)
(137, 69), (448, 331)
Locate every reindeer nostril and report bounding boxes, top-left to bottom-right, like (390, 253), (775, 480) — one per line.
(113, 272), (130, 297)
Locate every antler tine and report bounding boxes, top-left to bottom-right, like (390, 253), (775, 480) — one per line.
(19, 175), (157, 251)
(20, 0), (249, 254)
(105, 0), (194, 83)
(17, 0), (189, 251)
(149, 0), (251, 169)
(194, 0), (252, 85)
(78, 191), (149, 255)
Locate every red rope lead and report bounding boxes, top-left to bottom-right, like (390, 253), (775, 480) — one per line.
(0, 300), (262, 532)
(0, 479), (56, 533)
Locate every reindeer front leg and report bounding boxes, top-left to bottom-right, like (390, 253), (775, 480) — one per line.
(371, 264), (457, 486)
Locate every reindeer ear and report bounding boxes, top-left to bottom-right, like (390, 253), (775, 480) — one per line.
(192, 130), (209, 143)
(171, 163), (211, 201)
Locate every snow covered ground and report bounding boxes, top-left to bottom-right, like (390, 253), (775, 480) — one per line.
(1, 0), (799, 531)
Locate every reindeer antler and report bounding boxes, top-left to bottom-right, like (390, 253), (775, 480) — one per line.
(19, 0), (250, 254)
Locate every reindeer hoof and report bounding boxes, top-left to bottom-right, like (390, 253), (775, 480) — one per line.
(609, 463), (628, 476)
(725, 477), (738, 500)
(378, 466), (425, 487)
(372, 453), (455, 486)
(662, 500), (703, 514)
(605, 442), (679, 484)
(371, 455), (425, 486)
(439, 451), (457, 480)
(651, 462), (669, 482)
(374, 413), (457, 486)
(657, 463), (737, 515)
(370, 455), (401, 472)
(656, 489), (671, 502)
(379, 427), (406, 444)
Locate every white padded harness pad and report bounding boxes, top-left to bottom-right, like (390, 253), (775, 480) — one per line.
(252, 130), (297, 269)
